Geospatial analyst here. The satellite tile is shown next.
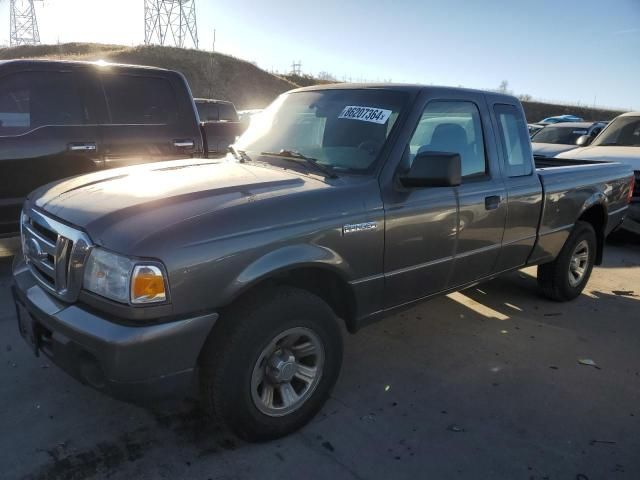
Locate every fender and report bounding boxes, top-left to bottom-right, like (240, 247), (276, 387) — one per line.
(222, 243), (354, 303)
(577, 191), (607, 265)
(578, 191), (608, 220)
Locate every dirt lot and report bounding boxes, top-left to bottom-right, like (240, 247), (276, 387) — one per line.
(1, 235), (639, 480)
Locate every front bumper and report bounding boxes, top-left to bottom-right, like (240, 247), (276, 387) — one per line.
(12, 258), (218, 404)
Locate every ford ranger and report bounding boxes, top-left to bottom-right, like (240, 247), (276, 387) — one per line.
(12, 84), (635, 441)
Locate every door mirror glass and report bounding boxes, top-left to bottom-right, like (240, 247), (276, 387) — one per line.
(400, 151), (461, 187)
(576, 135), (593, 146)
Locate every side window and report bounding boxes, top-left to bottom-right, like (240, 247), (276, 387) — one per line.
(494, 104), (532, 177)
(0, 71), (85, 136)
(408, 100), (486, 177)
(102, 74), (178, 125)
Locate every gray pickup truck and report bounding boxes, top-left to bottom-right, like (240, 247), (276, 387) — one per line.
(12, 84), (634, 441)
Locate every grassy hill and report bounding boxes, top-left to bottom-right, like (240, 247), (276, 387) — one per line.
(0, 42), (626, 120)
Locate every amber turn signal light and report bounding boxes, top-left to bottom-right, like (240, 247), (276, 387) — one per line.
(131, 265), (167, 304)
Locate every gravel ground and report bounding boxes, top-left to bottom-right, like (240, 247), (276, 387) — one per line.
(1, 235), (639, 480)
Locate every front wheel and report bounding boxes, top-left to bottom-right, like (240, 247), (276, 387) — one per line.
(537, 221), (597, 301)
(199, 286), (343, 442)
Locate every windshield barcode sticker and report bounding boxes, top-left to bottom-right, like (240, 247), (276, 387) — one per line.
(338, 106), (392, 124)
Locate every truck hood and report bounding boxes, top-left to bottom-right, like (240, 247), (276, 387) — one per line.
(31, 158), (328, 249)
(531, 143), (578, 157)
(556, 146), (640, 170)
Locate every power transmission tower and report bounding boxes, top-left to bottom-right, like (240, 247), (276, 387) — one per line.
(290, 60), (302, 76)
(9, 0), (43, 46)
(144, 0), (199, 49)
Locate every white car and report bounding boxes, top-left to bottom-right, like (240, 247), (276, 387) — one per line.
(531, 122), (606, 158)
(557, 112), (640, 235)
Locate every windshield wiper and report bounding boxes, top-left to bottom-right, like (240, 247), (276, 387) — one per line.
(229, 145), (252, 163)
(260, 149), (338, 179)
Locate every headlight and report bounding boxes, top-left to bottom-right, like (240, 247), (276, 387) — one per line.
(83, 248), (168, 304)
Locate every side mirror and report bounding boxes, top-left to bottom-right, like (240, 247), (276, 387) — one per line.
(399, 151), (461, 188)
(576, 135), (593, 147)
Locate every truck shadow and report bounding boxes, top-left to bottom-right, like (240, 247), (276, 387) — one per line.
(458, 270), (639, 327)
(24, 404), (242, 480)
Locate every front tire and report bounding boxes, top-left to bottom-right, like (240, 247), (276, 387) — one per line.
(537, 221), (597, 301)
(199, 286), (343, 442)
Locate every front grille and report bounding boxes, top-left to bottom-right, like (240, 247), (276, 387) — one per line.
(21, 209), (92, 302)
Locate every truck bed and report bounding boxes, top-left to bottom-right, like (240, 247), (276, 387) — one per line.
(530, 157), (633, 264)
(534, 156), (607, 169)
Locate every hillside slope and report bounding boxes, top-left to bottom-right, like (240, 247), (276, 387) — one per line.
(0, 43), (297, 109)
(0, 42), (625, 120)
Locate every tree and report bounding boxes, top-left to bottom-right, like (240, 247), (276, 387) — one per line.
(498, 80), (510, 94)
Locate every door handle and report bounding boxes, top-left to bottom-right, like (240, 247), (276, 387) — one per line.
(174, 139), (195, 148)
(485, 195), (502, 210)
(68, 142), (97, 152)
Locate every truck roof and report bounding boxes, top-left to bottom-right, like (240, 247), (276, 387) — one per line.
(617, 111), (640, 118)
(0, 58), (171, 73)
(290, 82), (518, 102)
(194, 98), (235, 106)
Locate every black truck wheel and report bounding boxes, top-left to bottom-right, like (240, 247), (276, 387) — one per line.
(199, 286), (343, 442)
(537, 221), (596, 301)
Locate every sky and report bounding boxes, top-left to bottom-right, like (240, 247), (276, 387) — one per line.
(0, 0), (639, 110)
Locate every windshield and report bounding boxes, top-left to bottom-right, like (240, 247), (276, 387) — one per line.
(234, 89), (407, 173)
(592, 116), (640, 147)
(532, 125), (589, 144)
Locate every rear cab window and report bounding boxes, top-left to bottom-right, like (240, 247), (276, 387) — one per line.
(494, 104), (533, 177)
(102, 74), (178, 125)
(0, 71), (86, 136)
(218, 103), (238, 122)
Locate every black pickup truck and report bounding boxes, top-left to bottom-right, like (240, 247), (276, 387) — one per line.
(0, 60), (238, 236)
(194, 98), (244, 156)
(12, 84), (634, 441)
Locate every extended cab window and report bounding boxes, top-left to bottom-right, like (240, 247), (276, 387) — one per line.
(409, 100), (486, 177)
(102, 74), (178, 125)
(494, 104), (533, 177)
(0, 71), (85, 136)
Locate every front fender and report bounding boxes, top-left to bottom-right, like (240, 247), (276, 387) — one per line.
(222, 244), (353, 302)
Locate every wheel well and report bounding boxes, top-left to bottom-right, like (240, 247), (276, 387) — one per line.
(230, 267), (358, 333)
(578, 205), (606, 264)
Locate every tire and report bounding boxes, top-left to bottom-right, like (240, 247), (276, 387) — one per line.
(199, 286), (343, 442)
(537, 221), (597, 301)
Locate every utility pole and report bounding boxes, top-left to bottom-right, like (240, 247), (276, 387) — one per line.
(144, 0), (199, 49)
(9, 0), (43, 46)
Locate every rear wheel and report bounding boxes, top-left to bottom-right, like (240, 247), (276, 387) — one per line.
(199, 286), (343, 442)
(537, 221), (596, 301)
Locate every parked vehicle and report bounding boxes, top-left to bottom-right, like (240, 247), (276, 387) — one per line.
(538, 114), (584, 125)
(531, 121), (607, 157)
(195, 98), (243, 156)
(528, 123), (544, 137)
(12, 84), (634, 441)
(557, 112), (640, 234)
(0, 60), (207, 237)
